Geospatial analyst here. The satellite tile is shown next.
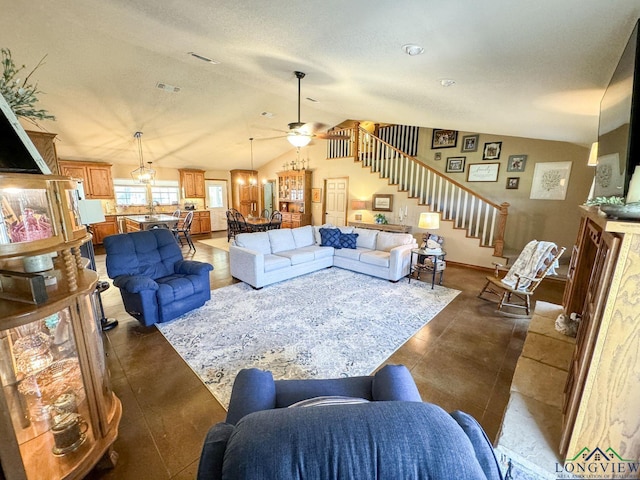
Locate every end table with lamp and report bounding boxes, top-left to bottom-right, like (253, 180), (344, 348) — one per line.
(409, 212), (446, 288)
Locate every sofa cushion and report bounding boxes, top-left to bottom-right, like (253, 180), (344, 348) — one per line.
(268, 229), (297, 253)
(353, 228), (378, 250)
(333, 247), (363, 261)
(340, 233), (359, 249)
(288, 396), (370, 408)
(376, 232), (415, 252)
(360, 250), (390, 268)
(292, 225), (315, 248)
(275, 249), (315, 265)
(295, 245), (335, 260)
(337, 226), (354, 234)
(235, 232), (271, 255)
(263, 254), (291, 272)
(319, 228), (342, 249)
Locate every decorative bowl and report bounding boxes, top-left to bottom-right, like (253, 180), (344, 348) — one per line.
(599, 202), (640, 220)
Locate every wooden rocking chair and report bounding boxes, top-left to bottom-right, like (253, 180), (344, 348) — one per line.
(478, 241), (565, 317)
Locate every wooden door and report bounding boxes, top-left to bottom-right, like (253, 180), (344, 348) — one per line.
(324, 177), (348, 226)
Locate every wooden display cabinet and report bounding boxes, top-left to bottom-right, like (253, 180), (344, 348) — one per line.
(26, 131), (59, 175)
(559, 206), (640, 459)
(179, 169), (205, 198)
(230, 170), (259, 217)
(277, 170), (312, 227)
(0, 173), (121, 480)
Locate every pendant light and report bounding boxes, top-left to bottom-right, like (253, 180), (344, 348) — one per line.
(130, 131), (156, 184)
(287, 71), (312, 147)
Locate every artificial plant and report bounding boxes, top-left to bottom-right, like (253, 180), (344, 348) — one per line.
(0, 48), (55, 121)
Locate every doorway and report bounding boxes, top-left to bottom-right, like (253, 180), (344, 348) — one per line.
(324, 177), (348, 226)
(263, 180), (275, 216)
(205, 179), (228, 231)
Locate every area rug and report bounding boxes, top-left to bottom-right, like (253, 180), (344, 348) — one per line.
(197, 237), (230, 252)
(156, 268), (459, 409)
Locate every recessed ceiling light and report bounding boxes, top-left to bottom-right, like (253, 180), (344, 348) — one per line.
(402, 44), (424, 56)
(440, 79), (456, 87)
(187, 52), (220, 64)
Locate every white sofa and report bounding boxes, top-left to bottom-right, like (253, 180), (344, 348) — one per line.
(229, 225), (417, 288)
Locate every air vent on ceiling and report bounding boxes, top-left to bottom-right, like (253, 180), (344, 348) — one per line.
(156, 82), (181, 93)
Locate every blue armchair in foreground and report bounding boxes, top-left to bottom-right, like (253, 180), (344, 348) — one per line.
(104, 229), (213, 326)
(197, 365), (503, 480)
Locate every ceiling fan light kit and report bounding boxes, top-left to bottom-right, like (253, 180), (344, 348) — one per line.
(402, 44), (424, 56)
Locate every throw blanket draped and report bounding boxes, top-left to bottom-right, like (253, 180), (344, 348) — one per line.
(502, 240), (558, 290)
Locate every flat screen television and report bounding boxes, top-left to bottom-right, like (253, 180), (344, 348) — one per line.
(0, 93), (50, 174)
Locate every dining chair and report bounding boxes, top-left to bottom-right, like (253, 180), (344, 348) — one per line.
(261, 208), (270, 219)
(172, 208), (181, 218)
(173, 210), (196, 251)
(268, 210), (282, 230)
(234, 211), (252, 234)
(226, 209), (239, 241)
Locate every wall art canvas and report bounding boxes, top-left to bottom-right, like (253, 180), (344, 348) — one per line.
(529, 161), (572, 200)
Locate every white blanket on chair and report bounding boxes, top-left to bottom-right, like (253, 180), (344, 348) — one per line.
(502, 240), (559, 290)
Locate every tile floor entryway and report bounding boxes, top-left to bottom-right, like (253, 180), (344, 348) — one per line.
(86, 232), (564, 479)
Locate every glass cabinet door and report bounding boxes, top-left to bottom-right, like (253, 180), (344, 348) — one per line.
(0, 305), (95, 478)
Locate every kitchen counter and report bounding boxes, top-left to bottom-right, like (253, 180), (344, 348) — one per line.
(124, 214), (179, 232)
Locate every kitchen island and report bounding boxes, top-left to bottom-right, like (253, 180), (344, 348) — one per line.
(124, 214), (180, 232)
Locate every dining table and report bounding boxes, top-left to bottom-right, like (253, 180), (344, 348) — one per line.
(244, 217), (271, 232)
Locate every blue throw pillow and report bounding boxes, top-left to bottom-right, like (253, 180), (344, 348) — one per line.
(319, 228), (342, 248)
(340, 232), (359, 249)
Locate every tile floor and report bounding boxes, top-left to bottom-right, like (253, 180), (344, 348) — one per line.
(86, 232), (564, 479)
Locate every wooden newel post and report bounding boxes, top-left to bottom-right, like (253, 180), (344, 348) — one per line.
(494, 202), (510, 257)
(352, 121), (360, 162)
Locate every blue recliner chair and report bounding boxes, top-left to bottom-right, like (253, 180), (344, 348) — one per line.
(104, 229), (213, 326)
(198, 365), (504, 480)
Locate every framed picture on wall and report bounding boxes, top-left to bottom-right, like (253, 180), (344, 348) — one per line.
(506, 177), (520, 189)
(431, 129), (458, 149)
(482, 142), (502, 160)
(507, 154), (527, 172)
(467, 163), (500, 182)
(530, 161), (572, 200)
(372, 194), (393, 211)
(311, 188), (322, 203)
(446, 157), (466, 173)
(461, 135), (479, 152)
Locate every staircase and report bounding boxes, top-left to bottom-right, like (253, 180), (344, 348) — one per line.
(327, 123), (509, 259)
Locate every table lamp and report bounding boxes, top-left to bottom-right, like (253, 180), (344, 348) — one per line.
(351, 199), (367, 221)
(418, 212), (441, 251)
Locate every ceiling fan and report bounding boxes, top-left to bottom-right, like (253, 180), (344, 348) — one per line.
(257, 71), (350, 147)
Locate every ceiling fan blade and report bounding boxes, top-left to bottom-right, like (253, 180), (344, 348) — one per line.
(315, 132), (352, 140)
(254, 134), (287, 141)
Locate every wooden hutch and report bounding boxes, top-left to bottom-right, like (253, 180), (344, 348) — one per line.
(0, 173), (121, 479)
(230, 170), (259, 218)
(559, 206), (640, 459)
(277, 170), (312, 228)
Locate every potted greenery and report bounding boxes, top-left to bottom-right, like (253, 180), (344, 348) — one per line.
(374, 213), (388, 225)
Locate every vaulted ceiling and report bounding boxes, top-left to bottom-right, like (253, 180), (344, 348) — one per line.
(2, 1), (640, 172)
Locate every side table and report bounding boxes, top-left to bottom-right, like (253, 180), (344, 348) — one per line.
(408, 248), (446, 289)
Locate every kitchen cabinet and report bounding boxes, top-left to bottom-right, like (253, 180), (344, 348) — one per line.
(0, 173), (121, 479)
(91, 215), (118, 245)
(179, 169), (205, 198)
(230, 170), (259, 218)
(559, 206), (640, 459)
(277, 170), (312, 227)
(58, 161), (114, 200)
(180, 211), (211, 235)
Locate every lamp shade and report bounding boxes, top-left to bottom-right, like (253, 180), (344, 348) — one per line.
(351, 200), (366, 210)
(587, 142), (598, 166)
(418, 212), (440, 230)
(287, 132), (312, 147)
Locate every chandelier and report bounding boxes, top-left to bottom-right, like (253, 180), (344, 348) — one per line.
(130, 131), (156, 184)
